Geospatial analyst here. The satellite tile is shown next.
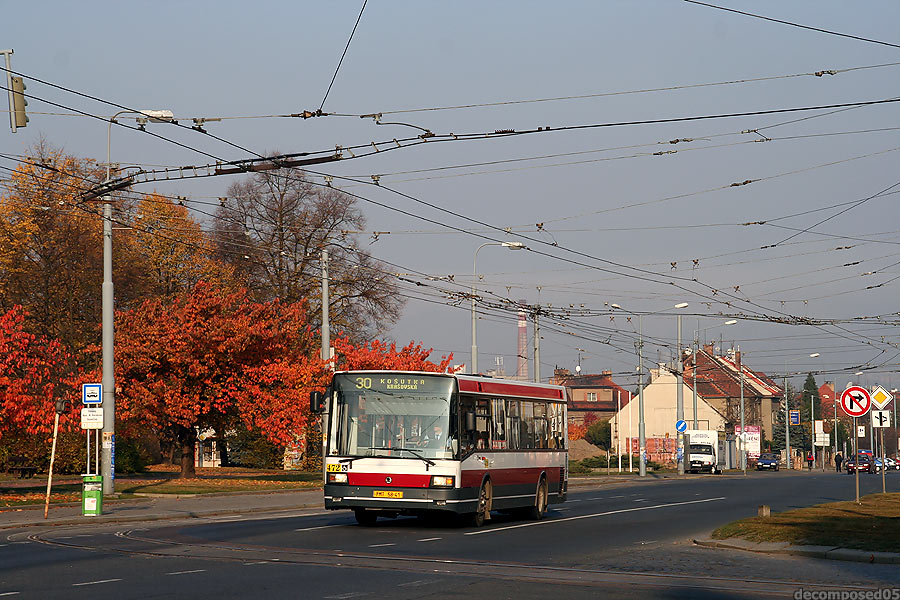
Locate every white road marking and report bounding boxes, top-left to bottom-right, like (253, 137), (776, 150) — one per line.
(399, 580), (438, 587)
(368, 543), (395, 548)
(555, 508), (571, 512)
(634, 498), (648, 502)
(324, 593), (367, 599)
(464, 497), (727, 536)
(167, 570), (206, 575)
(568, 499), (582, 502)
(72, 579), (123, 587)
(295, 524), (344, 532)
(589, 497), (606, 500)
(0, 592), (21, 597)
(417, 537), (441, 542)
(609, 495), (625, 498)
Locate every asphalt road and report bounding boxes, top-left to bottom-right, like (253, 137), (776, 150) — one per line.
(3, 469), (899, 599)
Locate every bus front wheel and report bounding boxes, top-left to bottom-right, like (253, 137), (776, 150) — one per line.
(470, 480), (493, 527)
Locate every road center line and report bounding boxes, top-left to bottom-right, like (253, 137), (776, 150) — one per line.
(0, 592), (21, 597)
(295, 524), (344, 532)
(464, 497), (727, 536)
(417, 537), (441, 542)
(72, 579), (123, 587)
(167, 570), (206, 575)
(368, 543), (396, 548)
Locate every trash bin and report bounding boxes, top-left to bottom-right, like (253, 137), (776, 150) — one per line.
(82, 475), (103, 516)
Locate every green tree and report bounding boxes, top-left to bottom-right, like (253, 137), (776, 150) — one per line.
(585, 419), (611, 450)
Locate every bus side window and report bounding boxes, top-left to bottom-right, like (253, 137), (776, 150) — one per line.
(534, 402), (548, 449)
(506, 400), (520, 450)
(491, 398), (506, 450)
(520, 401), (534, 449)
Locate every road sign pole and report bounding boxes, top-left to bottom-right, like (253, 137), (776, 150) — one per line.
(881, 427), (886, 494)
(854, 416), (859, 504)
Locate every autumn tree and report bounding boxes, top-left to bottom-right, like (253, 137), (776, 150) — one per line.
(125, 193), (236, 299)
(0, 145), (105, 350)
(213, 168), (403, 338)
(332, 337), (453, 372)
(114, 282), (326, 478)
(0, 307), (79, 439)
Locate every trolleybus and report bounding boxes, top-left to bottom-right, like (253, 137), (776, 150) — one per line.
(311, 371), (568, 526)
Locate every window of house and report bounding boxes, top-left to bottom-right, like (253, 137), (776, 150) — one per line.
(586, 392), (597, 402)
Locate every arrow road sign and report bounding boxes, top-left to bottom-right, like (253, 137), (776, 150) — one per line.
(840, 386), (871, 418)
(675, 420), (687, 433)
(872, 410), (891, 428)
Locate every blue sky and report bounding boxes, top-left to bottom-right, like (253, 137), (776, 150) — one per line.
(4, 1), (900, 390)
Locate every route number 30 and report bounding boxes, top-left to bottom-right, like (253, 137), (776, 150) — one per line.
(355, 377), (372, 389)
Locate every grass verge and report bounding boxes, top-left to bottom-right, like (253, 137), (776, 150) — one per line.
(1, 467), (322, 508)
(711, 493), (900, 553)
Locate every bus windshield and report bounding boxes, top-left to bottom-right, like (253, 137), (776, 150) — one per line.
(330, 373), (456, 460)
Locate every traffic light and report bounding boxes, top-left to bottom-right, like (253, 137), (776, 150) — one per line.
(55, 398), (69, 415)
(11, 76), (27, 129)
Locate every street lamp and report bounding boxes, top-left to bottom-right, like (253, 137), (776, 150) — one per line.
(471, 241), (525, 374)
(611, 302), (688, 477)
(101, 109), (173, 495)
(690, 319), (736, 429)
(781, 352), (820, 471)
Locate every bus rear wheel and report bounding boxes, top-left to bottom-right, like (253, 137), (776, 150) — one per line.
(470, 480), (492, 527)
(525, 478), (548, 520)
(354, 508), (377, 526)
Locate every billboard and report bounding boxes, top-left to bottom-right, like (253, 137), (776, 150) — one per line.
(735, 425), (761, 459)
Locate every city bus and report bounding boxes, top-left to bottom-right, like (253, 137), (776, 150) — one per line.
(311, 371), (568, 526)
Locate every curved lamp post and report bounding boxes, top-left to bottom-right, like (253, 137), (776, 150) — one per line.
(471, 241), (525, 374)
(611, 302), (688, 476)
(101, 109), (173, 495)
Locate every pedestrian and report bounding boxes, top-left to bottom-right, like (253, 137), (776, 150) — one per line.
(834, 452), (843, 472)
(806, 451), (814, 470)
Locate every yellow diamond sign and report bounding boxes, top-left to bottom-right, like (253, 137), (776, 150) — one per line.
(871, 386), (893, 410)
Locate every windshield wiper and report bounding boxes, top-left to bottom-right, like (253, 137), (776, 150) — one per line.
(367, 446), (435, 469)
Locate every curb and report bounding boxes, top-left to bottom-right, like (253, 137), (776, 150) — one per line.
(693, 538), (900, 565)
(0, 500), (325, 531)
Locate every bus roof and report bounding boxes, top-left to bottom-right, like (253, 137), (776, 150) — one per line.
(332, 370), (566, 402)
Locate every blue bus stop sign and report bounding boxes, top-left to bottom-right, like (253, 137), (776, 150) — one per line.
(789, 410), (800, 426)
(676, 419), (687, 433)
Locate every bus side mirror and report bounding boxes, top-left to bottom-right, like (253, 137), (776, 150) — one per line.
(310, 391), (325, 414)
(465, 411), (476, 432)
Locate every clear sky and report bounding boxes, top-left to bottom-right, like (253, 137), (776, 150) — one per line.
(4, 1), (900, 391)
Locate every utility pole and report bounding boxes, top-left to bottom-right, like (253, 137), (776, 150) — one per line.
(638, 315), (646, 477)
(321, 248), (330, 364)
(676, 313), (685, 475)
(738, 346), (746, 474)
(532, 308), (541, 383)
(2, 50), (18, 132)
(784, 372), (791, 470)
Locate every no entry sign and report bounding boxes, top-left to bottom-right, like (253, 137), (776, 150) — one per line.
(840, 386), (871, 418)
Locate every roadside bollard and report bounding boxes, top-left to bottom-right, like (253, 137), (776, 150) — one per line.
(758, 504), (771, 517)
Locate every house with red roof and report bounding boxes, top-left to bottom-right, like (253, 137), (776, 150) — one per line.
(551, 368), (632, 428)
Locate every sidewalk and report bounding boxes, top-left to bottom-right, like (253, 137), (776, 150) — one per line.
(0, 487), (325, 530)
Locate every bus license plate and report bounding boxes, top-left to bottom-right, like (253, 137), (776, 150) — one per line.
(327, 464), (348, 472)
(373, 490), (403, 499)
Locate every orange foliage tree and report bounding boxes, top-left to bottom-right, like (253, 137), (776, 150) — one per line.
(113, 283), (326, 478)
(332, 337), (453, 372)
(0, 307), (79, 439)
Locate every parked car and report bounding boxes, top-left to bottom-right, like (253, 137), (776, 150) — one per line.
(756, 452), (779, 471)
(846, 455), (875, 474)
(873, 457), (898, 472)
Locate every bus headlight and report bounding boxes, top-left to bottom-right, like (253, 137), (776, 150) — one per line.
(328, 472), (348, 484)
(431, 475), (454, 488)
